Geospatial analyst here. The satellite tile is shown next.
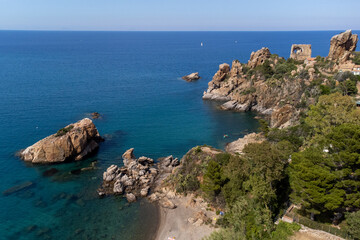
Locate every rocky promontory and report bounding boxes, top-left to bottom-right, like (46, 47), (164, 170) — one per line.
(203, 30), (359, 128)
(20, 118), (103, 164)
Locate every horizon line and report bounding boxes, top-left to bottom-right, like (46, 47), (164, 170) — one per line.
(0, 29), (359, 33)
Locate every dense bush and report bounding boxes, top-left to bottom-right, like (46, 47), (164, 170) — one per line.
(175, 174), (200, 193)
(273, 62), (297, 79)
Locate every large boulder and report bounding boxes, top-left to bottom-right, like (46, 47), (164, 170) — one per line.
(328, 30), (358, 63)
(248, 47), (271, 68)
(126, 193), (136, 203)
(103, 165), (119, 182)
(20, 118), (102, 164)
(122, 148), (135, 160)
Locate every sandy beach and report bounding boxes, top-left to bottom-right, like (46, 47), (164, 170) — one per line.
(155, 194), (217, 240)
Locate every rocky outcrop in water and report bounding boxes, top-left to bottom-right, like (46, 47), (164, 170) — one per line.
(20, 118), (102, 164)
(98, 149), (179, 202)
(182, 72), (201, 82)
(328, 30), (358, 63)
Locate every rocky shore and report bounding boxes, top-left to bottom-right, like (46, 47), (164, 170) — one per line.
(19, 118), (103, 164)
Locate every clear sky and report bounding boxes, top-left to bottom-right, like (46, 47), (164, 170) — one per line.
(0, 0), (359, 31)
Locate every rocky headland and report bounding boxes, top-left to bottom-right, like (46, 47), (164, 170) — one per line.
(203, 30), (358, 128)
(20, 118), (103, 164)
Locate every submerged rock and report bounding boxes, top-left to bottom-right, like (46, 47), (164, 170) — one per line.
(3, 181), (34, 196)
(19, 118), (103, 164)
(182, 72), (201, 82)
(42, 168), (59, 177)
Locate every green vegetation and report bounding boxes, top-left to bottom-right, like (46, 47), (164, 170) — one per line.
(270, 221), (301, 239)
(240, 87), (256, 95)
(352, 52), (360, 65)
(55, 125), (74, 137)
(346, 211), (360, 239)
(172, 88), (360, 239)
(273, 61), (297, 79)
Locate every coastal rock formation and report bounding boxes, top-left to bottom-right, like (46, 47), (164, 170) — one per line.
(226, 133), (265, 154)
(248, 47), (271, 68)
(98, 148), (179, 203)
(182, 72), (201, 82)
(19, 118), (102, 164)
(328, 30), (358, 63)
(202, 43), (325, 128)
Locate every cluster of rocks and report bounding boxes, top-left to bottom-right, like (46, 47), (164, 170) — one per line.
(98, 149), (180, 203)
(182, 72), (201, 82)
(19, 118), (103, 164)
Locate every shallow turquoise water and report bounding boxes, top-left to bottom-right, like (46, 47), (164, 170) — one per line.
(0, 31), (358, 239)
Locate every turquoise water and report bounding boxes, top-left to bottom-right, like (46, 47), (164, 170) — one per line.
(0, 31), (358, 240)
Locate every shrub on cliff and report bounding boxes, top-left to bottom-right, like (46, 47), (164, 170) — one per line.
(55, 125), (74, 137)
(273, 62), (297, 79)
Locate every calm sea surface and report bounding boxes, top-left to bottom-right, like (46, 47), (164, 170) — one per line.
(0, 31), (358, 240)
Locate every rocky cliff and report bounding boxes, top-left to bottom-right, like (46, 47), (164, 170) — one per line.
(328, 30), (358, 63)
(203, 31), (358, 128)
(203, 51), (319, 128)
(20, 118), (102, 164)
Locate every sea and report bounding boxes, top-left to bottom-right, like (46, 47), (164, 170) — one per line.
(0, 31), (358, 240)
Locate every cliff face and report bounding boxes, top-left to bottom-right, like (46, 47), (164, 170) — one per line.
(328, 30), (358, 63)
(20, 118), (102, 164)
(203, 50), (319, 128)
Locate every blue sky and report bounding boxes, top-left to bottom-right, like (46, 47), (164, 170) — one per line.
(0, 0), (359, 31)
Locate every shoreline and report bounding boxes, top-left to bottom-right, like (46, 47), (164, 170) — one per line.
(154, 194), (216, 240)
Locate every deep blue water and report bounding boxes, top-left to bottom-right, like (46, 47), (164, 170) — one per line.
(0, 31), (358, 240)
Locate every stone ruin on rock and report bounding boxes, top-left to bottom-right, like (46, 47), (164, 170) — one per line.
(290, 44), (312, 61)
